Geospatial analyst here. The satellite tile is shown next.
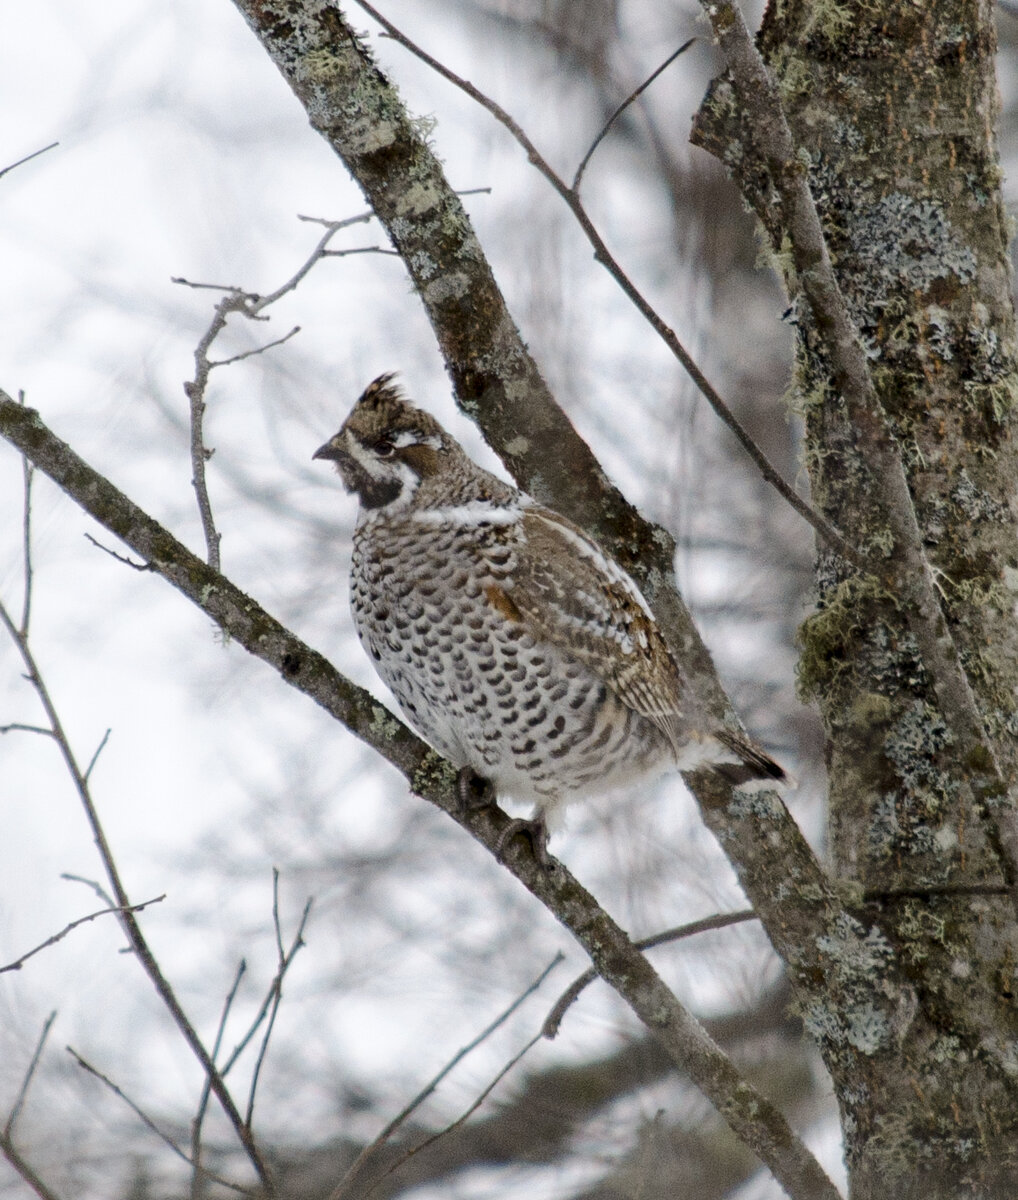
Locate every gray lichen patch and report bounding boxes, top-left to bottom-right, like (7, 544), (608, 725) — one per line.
(838, 191), (976, 329)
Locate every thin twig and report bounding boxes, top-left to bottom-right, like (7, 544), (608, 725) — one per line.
(211, 326), (301, 368)
(183, 297), (234, 571)
(543, 908), (757, 1038)
(248, 217), (370, 311)
(0, 595), (274, 1191)
(172, 277), (257, 293)
(67, 1050), (252, 1197)
(573, 39), (695, 192)
(4, 1012), (56, 1139)
(19, 391), (33, 635)
(322, 245), (399, 258)
(297, 209), (375, 229)
(59, 873), (115, 908)
(353, 0), (861, 568)
(0, 142), (59, 182)
(191, 959), (247, 1200)
(364, 1030), (545, 1199)
(0, 1133), (64, 1200)
(177, 210), (380, 572)
(83, 728), (111, 782)
(0, 897), (165, 975)
(208, 894), (312, 1089)
(326, 952), (564, 1200)
(83, 532), (154, 571)
(0, 723), (54, 738)
(245, 871), (312, 1128)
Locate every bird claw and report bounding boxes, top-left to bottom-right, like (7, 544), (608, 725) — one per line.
(455, 766), (495, 812)
(494, 816), (553, 870)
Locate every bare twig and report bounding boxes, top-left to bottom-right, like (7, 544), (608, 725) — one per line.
(212, 899), (311, 1090)
(544, 908), (757, 1038)
(573, 39), (695, 192)
(191, 959), (247, 1200)
(245, 871), (312, 1128)
(83, 727), (111, 782)
(254, 212), (374, 306)
(327, 953), (564, 1200)
(0, 142), (59, 182)
(0, 591), (274, 1191)
(177, 209), (381, 572)
(183, 294), (237, 572)
(4, 1012), (56, 1139)
(0, 897), (165, 975)
(83, 532), (154, 571)
(172, 277), (257, 293)
(0, 1135), (64, 1200)
(67, 1050), (252, 1197)
(19, 392), (33, 635)
(696, 0), (1018, 907)
(59, 873), (115, 908)
(211, 326), (300, 369)
(353, 0), (861, 568)
(191, 870), (313, 1197)
(1, 723), (54, 738)
(322, 245), (398, 258)
(364, 1030), (545, 1199)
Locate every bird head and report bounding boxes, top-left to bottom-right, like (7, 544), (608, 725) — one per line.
(313, 374), (453, 511)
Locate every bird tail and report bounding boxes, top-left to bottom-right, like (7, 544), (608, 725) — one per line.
(711, 730), (787, 787)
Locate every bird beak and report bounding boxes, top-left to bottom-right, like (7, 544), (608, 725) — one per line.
(313, 438), (344, 462)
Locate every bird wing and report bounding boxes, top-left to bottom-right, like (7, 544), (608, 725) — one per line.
(492, 507), (690, 742)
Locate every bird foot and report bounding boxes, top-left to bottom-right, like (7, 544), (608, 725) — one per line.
(494, 815), (553, 870)
(455, 766), (496, 812)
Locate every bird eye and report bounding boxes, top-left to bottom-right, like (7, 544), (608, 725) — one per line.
(373, 438), (395, 458)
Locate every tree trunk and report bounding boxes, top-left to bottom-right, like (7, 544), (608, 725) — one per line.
(699, 1), (1018, 1194)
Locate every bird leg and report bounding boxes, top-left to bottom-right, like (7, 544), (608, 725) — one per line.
(493, 814), (552, 870)
(455, 766), (496, 812)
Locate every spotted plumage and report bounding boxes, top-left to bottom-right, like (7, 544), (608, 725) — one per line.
(314, 375), (785, 856)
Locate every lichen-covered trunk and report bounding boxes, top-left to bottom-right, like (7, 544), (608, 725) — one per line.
(698, 0), (1018, 1195)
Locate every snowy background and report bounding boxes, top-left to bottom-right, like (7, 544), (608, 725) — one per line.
(6, 2), (1015, 1197)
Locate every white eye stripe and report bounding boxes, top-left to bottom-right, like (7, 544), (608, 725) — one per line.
(345, 435), (389, 480)
(392, 430), (443, 450)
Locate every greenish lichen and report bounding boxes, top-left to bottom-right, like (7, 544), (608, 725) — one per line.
(802, 0), (856, 45)
(410, 752), (458, 799)
(796, 574), (896, 701)
(368, 704), (404, 746)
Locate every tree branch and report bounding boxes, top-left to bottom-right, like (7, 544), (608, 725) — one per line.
(354, 0), (859, 567)
(0, 395), (841, 1200)
(219, 0), (887, 1023)
(695, 0), (1018, 905)
(0, 897), (165, 975)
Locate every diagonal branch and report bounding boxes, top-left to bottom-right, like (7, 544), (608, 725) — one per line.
(354, 0), (858, 567)
(328, 954), (563, 1200)
(0, 395), (842, 1200)
(218, 0), (879, 1028)
(0, 897), (165, 975)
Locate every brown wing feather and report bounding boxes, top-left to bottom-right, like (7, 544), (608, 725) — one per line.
(497, 508), (691, 743)
(485, 507), (785, 783)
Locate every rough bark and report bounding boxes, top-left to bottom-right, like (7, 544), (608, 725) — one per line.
(695, 1), (1018, 1195)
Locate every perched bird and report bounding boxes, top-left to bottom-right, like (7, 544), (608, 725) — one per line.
(314, 374), (785, 863)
